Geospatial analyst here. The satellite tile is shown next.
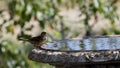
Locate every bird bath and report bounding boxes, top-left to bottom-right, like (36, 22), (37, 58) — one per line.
(28, 36), (120, 68)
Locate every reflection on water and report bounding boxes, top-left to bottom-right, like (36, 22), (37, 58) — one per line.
(89, 38), (96, 50)
(43, 37), (120, 51)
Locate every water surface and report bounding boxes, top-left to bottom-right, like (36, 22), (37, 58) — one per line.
(42, 36), (120, 51)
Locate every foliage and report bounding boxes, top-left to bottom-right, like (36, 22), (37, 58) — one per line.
(0, 36), (54, 68)
(0, 0), (120, 68)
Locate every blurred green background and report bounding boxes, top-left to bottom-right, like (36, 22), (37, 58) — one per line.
(0, 0), (120, 68)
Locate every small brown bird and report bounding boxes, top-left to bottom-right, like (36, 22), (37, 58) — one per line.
(18, 32), (47, 47)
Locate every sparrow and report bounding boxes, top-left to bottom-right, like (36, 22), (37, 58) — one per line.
(18, 32), (47, 47)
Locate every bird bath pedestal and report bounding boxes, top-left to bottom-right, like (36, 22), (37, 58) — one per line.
(28, 36), (120, 68)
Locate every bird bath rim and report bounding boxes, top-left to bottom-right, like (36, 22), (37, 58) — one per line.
(28, 35), (120, 65)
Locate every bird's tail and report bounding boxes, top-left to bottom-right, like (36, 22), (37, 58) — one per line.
(18, 38), (29, 41)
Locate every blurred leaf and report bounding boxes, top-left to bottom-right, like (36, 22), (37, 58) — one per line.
(39, 20), (45, 28)
(53, 30), (61, 38)
(36, 11), (43, 20)
(25, 25), (33, 31)
(6, 24), (14, 34)
(93, 0), (99, 9)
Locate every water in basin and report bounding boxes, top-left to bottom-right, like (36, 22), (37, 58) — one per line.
(42, 36), (120, 51)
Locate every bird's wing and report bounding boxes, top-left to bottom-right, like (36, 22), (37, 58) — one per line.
(29, 36), (41, 41)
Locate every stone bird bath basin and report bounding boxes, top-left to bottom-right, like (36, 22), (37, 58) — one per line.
(28, 36), (120, 68)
